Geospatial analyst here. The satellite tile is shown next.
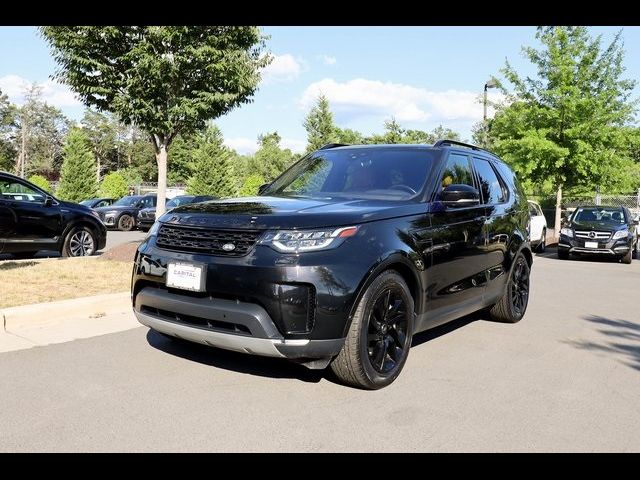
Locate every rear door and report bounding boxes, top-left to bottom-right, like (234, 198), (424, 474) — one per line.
(426, 152), (487, 324)
(472, 156), (512, 303)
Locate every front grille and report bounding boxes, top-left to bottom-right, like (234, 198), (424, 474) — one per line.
(156, 224), (261, 256)
(141, 305), (251, 335)
(575, 230), (611, 240)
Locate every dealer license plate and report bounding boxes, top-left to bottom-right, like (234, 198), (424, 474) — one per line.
(584, 241), (598, 249)
(166, 262), (205, 291)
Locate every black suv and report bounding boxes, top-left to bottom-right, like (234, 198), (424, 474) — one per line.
(95, 194), (157, 231)
(0, 171), (107, 258)
(558, 205), (638, 263)
(132, 141), (533, 389)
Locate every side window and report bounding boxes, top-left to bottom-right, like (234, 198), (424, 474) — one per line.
(0, 178), (45, 203)
(438, 153), (474, 196)
(150, 197), (157, 208)
(528, 203), (538, 217)
(536, 204), (544, 217)
(97, 200), (108, 208)
(473, 157), (505, 204)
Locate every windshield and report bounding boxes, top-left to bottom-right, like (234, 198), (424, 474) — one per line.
(79, 200), (92, 206)
(573, 207), (626, 225)
(264, 148), (436, 201)
(167, 196), (195, 208)
(112, 196), (141, 207)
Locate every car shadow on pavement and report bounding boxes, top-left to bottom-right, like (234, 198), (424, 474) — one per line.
(411, 311), (484, 348)
(145, 329), (327, 384)
(564, 315), (640, 371)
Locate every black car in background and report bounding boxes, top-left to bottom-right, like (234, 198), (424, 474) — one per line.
(94, 194), (157, 231)
(80, 198), (116, 209)
(558, 205), (638, 264)
(132, 140), (533, 389)
(137, 195), (216, 231)
(0, 171), (107, 258)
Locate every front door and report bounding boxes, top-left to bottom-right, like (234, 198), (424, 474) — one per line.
(424, 152), (487, 327)
(0, 176), (62, 251)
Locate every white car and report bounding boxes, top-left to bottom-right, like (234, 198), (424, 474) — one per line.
(528, 200), (547, 252)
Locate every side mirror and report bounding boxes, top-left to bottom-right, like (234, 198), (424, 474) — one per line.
(44, 195), (54, 207)
(258, 183), (271, 195)
(440, 184), (480, 208)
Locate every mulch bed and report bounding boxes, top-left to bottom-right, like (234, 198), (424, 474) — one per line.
(99, 241), (141, 263)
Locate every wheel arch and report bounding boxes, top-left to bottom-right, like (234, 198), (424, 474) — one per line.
(342, 251), (423, 338)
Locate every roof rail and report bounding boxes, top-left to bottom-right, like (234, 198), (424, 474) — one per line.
(319, 143), (349, 150)
(433, 139), (498, 158)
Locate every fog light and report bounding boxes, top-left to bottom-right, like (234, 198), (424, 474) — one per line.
(275, 284), (315, 334)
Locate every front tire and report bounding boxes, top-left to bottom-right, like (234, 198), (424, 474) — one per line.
(557, 249), (569, 260)
(330, 270), (414, 390)
(489, 253), (530, 323)
(621, 247), (632, 264)
(117, 214), (135, 231)
(62, 226), (97, 257)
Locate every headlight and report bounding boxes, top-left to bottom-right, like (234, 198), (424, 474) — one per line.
(147, 221), (161, 238)
(260, 226), (359, 253)
(560, 227), (573, 238)
(612, 229), (629, 240)
(104, 210), (118, 217)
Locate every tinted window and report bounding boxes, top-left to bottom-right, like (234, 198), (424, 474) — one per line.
(528, 202), (538, 216)
(266, 148), (436, 200)
(0, 178), (45, 203)
(573, 207), (626, 225)
(438, 154), (474, 197)
(139, 196), (156, 208)
(113, 196), (142, 207)
(473, 158), (505, 204)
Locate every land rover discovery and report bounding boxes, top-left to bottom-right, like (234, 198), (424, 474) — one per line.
(132, 140), (533, 389)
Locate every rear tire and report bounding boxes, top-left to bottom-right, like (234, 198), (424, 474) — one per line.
(489, 253), (530, 323)
(537, 229), (546, 253)
(557, 249), (569, 260)
(117, 214), (135, 231)
(330, 270), (414, 390)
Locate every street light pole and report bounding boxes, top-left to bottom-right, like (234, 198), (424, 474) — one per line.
(483, 78), (498, 146)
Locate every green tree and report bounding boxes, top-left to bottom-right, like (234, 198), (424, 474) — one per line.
(57, 128), (98, 202)
(100, 171), (129, 198)
(489, 27), (637, 230)
(335, 127), (364, 145)
(239, 173), (266, 196)
(250, 132), (296, 181)
(0, 88), (16, 172)
(167, 133), (198, 184)
(81, 109), (119, 182)
(187, 125), (237, 197)
(41, 26), (270, 216)
(304, 94), (338, 152)
(28, 174), (51, 192)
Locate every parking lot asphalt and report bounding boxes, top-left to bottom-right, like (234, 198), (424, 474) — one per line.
(0, 230), (146, 261)
(1, 249), (639, 452)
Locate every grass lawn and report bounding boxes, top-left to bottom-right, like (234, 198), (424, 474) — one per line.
(0, 258), (132, 309)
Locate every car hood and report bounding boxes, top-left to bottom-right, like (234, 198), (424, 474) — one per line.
(139, 207), (157, 214)
(160, 195), (426, 230)
(94, 205), (137, 213)
(60, 200), (93, 213)
(570, 220), (628, 232)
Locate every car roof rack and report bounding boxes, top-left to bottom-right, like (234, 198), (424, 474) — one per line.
(433, 139), (497, 156)
(319, 143), (349, 150)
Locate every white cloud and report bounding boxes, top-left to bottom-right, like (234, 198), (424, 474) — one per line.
(0, 74), (82, 108)
(321, 55), (337, 66)
(262, 54), (304, 83)
(300, 78), (501, 124)
(224, 137), (259, 155)
(224, 137), (305, 155)
(280, 138), (306, 153)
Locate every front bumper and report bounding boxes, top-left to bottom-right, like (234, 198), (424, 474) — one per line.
(137, 218), (154, 229)
(133, 286), (344, 359)
(558, 235), (632, 256)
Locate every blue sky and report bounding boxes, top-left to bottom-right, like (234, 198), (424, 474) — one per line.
(1, 26), (639, 154)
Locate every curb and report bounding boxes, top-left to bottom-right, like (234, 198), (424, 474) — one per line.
(1, 292), (131, 332)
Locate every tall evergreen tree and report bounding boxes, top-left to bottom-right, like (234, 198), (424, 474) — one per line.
(57, 128), (98, 202)
(187, 125), (237, 197)
(304, 94), (338, 152)
(250, 132), (296, 181)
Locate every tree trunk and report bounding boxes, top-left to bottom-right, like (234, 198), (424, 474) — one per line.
(18, 119), (27, 177)
(156, 145), (168, 217)
(554, 184), (563, 241)
(96, 156), (101, 184)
